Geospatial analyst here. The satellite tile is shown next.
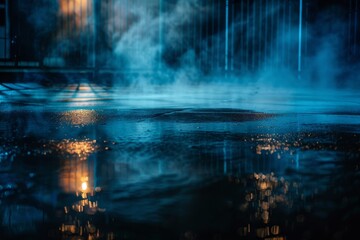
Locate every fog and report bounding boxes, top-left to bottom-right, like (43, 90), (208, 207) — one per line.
(22, 0), (360, 98)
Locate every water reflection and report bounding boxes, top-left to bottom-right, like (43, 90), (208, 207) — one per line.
(54, 139), (98, 162)
(232, 172), (300, 239)
(57, 138), (110, 240)
(59, 110), (100, 126)
(59, 189), (108, 240)
(59, 157), (93, 193)
(0, 109), (359, 239)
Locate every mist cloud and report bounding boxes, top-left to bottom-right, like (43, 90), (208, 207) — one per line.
(23, 0), (360, 91)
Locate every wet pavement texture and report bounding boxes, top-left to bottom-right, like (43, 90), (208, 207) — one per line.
(0, 83), (360, 240)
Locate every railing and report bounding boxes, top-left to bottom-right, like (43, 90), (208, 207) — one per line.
(0, 0), (359, 77)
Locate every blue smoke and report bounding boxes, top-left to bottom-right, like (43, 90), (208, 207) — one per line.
(21, 0), (360, 92)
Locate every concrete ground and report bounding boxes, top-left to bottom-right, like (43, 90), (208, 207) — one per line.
(0, 82), (359, 239)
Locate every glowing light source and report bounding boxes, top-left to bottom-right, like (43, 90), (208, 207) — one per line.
(59, 0), (91, 30)
(81, 182), (88, 191)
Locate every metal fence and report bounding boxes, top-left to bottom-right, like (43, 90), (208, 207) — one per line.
(0, 0), (10, 60)
(0, 0), (359, 75)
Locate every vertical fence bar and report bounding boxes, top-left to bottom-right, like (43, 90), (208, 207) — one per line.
(231, 0), (234, 71)
(270, 0), (274, 69)
(277, 0), (280, 67)
(125, 0), (128, 31)
(252, 0), (256, 70)
(199, 2), (203, 69)
(240, 0), (243, 71)
(304, 0), (308, 70)
(298, 0), (303, 78)
(276, 0), (282, 67)
(264, 0), (268, 68)
(354, 0), (358, 55)
(212, 0), (215, 71)
(194, 2), (197, 63)
(87, 0), (91, 67)
(5, 0), (9, 59)
(282, 0), (286, 67)
(80, 0), (83, 64)
(225, 0), (229, 71)
(159, 0), (163, 69)
(217, 0), (220, 69)
(348, 0), (353, 60)
(193, 2), (196, 52)
(93, 0), (97, 69)
(246, 0), (249, 70)
(72, 1), (80, 66)
(205, 1), (208, 69)
(259, 0), (263, 68)
(288, 1), (292, 69)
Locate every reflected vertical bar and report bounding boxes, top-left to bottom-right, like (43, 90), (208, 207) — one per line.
(223, 140), (227, 174)
(94, 154), (98, 189)
(225, 0), (229, 71)
(296, 152), (299, 169)
(158, 160), (163, 174)
(296, 114), (300, 169)
(298, 0), (303, 77)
